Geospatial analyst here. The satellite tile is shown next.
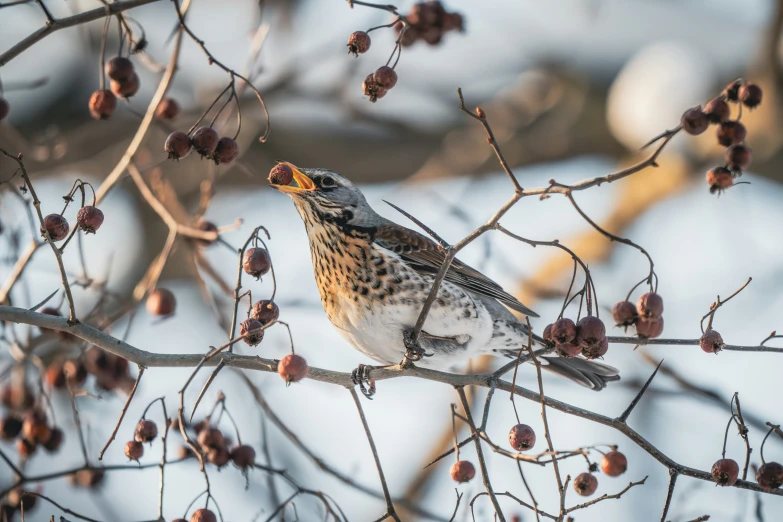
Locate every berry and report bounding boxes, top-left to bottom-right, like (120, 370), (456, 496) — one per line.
(165, 131), (192, 160)
(612, 301), (638, 327)
(89, 89), (117, 119)
(555, 341), (582, 358)
(64, 360), (88, 387)
(110, 72), (140, 98)
(739, 83), (762, 108)
(251, 300), (279, 324)
(700, 329), (724, 353)
(240, 318), (264, 346)
(576, 316), (606, 347)
(362, 74), (387, 102)
(573, 472), (598, 496)
(278, 354), (308, 383)
(582, 337), (609, 359)
(716, 121), (747, 147)
(207, 447), (230, 467)
(191, 127), (219, 157)
(637, 292), (663, 318)
(706, 166), (734, 194)
(46, 362), (67, 389)
(7, 488), (37, 512)
(196, 221), (218, 247)
(106, 57), (134, 82)
(450, 460), (475, 482)
(135, 420), (158, 443)
(0, 415), (22, 440)
(723, 79), (742, 101)
(191, 508), (217, 522)
(213, 137), (239, 165)
(125, 440), (144, 461)
(178, 445), (194, 460)
(635, 317), (664, 338)
(43, 214), (69, 242)
(711, 458), (739, 486)
(198, 427), (224, 449)
(22, 411), (51, 444)
(43, 427), (63, 452)
(243, 247), (272, 278)
(71, 468), (105, 488)
(16, 437), (36, 458)
(155, 98), (180, 120)
(756, 462), (783, 490)
(347, 31), (371, 55)
(146, 288), (176, 316)
(230, 444), (256, 468)
(508, 423), (536, 451)
(76, 205), (104, 233)
(542, 324), (554, 344)
(704, 97), (730, 123)
(681, 107), (708, 135)
(551, 318), (577, 344)
(726, 144), (752, 171)
(0, 97), (9, 120)
(269, 164), (294, 186)
(373, 66), (398, 89)
(600, 451), (627, 477)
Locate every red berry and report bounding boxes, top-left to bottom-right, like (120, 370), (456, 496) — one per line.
(555, 341), (582, 358)
(635, 317), (664, 339)
(600, 451), (627, 477)
(373, 66), (398, 89)
(240, 318), (264, 346)
(22, 411), (51, 444)
(443, 12), (465, 32)
(198, 427), (225, 449)
(0, 415), (22, 440)
(105, 57), (134, 82)
(165, 131), (192, 160)
(213, 137), (239, 165)
(43, 427), (63, 452)
(723, 79), (742, 102)
(551, 318), (577, 344)
(243, 247), (271, 278)
(0, 97), (9, 121)
(681, 107), (708, 135)
(756, 462), (783, 489)
(450, 460), (475, 482)
(700, 329), (723, 353)
(711, 458), (739, 486)
(252, 300), (279, 324)
(125, 440), (144, 461)
(582, 336), (608, 359)
(191, 508), (217, 522)
(7, 488), (37, 512)
(508, 423), (536, 451)
(576, 316), (606, 347)
(725, 144), (752, 171)
(573, 472), (598, 496)
(704, 97), (731, 123)
(347, 31), (371, 55)
(43, 214), (69, 242)
(706, 166), (734, 194)
(146, 288), (176, 316)
(230, 444), (256, 468)
(278, 354), (308, 383)
(207, 447), (230, 467)
(135, 419), (158, 443)
(637, 292), (663, 318)
(16, 437), (36, 458)
(155, 98), (180, 120)
(64, 360), (88, 387)
(110, 72), (140, 98)
(71, 468), (105, 488)
(46, 362), (67, 389)
(739, 83), (762, 108)
(76, 205), (104, 233)
(716, 121), (747, 147)
(269, 164), (293, 186)
(191, 127), (219, 157)
(612, 301), (638, 327)
(89, 89), (117, 119)
(542, 323), (554, 344)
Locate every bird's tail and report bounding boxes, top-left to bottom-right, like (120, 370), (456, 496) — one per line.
(538, 355), (620, 391)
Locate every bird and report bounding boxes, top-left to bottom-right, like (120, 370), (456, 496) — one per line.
(271, 163), (619, 396)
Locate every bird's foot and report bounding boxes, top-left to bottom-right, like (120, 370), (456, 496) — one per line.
(401, 329), (432, 368)
(351, 364), (377, 399)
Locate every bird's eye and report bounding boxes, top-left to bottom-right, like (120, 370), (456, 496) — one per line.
(321, 176), (336, 187)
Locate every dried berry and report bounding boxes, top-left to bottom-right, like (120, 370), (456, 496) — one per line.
(278, 354), (308, 384)
(16, 437), (36, 458)
(739, 83), (762, 108)
(450, 460), (475, 483)
(582, 336), (609, 359)
(373, 66), (398, 89)
(637, 292), (663, 318)
(71, 468), (105, 488)
(76, 206), (104, 233)
(716, 121), (747, 147)
(64, 360), (88, 387)
(191, 127), (219, 157)
(612, 301), (638, 327)
(252, 300), (279, 324)
(195, 221), (218, 247)
(756, 462), (783, 490)
(347, 31), (371, 55)
(635, 317), (664, 339)
(243, 247), (271, 278)
(706, 166), (734, 194)
(700, 329), (723, 353)
(230, 444), (256, 468)
(43, 427), (63, 452)
(555, 341), (582, 358)
(711, 458), (739, 486)
(146, 288), (176, 316)
(551, 318), (577, 344)
(0, 97), (9, 121)
(600, 451), (627, 477)
(0, 415), (22, 440)
(240, 318), (264, 346)
(207, 447), (230, 467)
(213, 137), (239, 165)
(198, 427), (224, 449)
(178, 445), (194, 460)
(681, 107), (708, 135)
(7, 488), (37, 512)
(110, 72), (140, 98)
(723, 79), (742, 101)
(135, 419), (158, 443)
(125, 440), (144, 461)
(269, 164), (294, 186)
(165, 131), (192, 160)
(191, 508), (218, 522)
(573, 472), (598, 496)
(89, 89), (117, 119)
(362, 74), (387, 102)
(508, 424), (536, 451)
(726, 144), (752, 171)
(46, 362), (67, 389)
(155, 98), (180, 120)
(106, 57), (134, 82)
(43, 214), (69, 242)
(22, 411), (51, 444)
(704, 97), (731, 123)
(576, 316), (606, 347)
(542, 324), (554, 345)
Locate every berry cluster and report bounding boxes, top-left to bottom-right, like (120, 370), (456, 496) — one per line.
(42, 205), (105, 242)
(347, 30), (400, 103)
(165, 127), (239, 165)
(88, 56), (141, 119)
(612, 292), (665, 339)
(123, 418), (159, 462)
(394, 1), (464, 47)
(543, 315), (608, 359)
(170, 415), (256, 475)
(573, 449), (628, 497)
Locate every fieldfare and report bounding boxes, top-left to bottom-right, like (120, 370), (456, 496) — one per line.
(272, 163), (619, 396)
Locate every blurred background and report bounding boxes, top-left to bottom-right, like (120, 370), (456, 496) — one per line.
(2, 0), (783, 520)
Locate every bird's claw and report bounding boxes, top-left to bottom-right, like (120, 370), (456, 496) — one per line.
(351, 364), (376, 399)
(402, 329), (432, 364)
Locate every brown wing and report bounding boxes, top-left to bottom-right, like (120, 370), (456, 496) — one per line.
(374, 223), (539, 317)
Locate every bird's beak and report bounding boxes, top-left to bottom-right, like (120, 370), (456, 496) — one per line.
(270, 162), (316, 194)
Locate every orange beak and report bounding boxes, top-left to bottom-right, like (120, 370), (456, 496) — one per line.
(271, 161), (316, 194)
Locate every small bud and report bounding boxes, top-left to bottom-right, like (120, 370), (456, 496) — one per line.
(191, 127), (220, 157)
(105, 57), (134, 82)
(155, 98), (180, 120)
(699, 329), (724, 353)
(43, 214), (69, 242)
(240, 318), (264, 346)
(135, 419), (158, 443)
(612, 301), (638, 327)
(600, 451), (627, 477)
(251, 300), (279, 325)
(637, 292), (663, 319)
(716, 121), (747, 147)
(373, 66), (398, 89)
(89, 89), (117, 119)
(243, 247), (271, 278)
(681, 107), (709, 135)
(191, 508), (218, 522)
(278, 354), (308, 383)
(725, 144), (752, 172)
(110, 72), (140, 98)
(76, 205), (104, 233)
(573, 472), (598, 496)
(450, 460), (475, 482)
(508, 423), (536, 451)
(711, 458), (739, 486)
(347, 31), (371, 55)
(213, 137), (239, 165)
(165, 131), (192, 160)
(551, 318), (577, 344)
(756, 462), (783, 490)
(706, 166), (734, 194)
(704, 97), (731, 123)
(476, 107), (485, 118)
(230, 444), (256, 468)
(125, 440), (144, 461)
(739, 83), (763, 108)
(635, 317), (664, 339)
(146, 288), (176, 316)
(269, 164), (293, 186)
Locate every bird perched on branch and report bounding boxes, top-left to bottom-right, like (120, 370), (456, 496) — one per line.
(272, 163), (619, 397)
